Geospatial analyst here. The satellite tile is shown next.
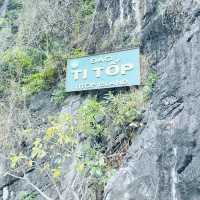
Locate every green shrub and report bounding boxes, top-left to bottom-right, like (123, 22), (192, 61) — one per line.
(80, 0), (96, 17)
(104, 91), (144, 128)
(0, 17), (9, 27)
(143, 70), (157, 100)
(26, 48), (47, 66)
(19, 192), (36, 200)
(1, 47), (32, 70)
(51, 80), (68, 105)
(0, 85), (6, 95)
(0, 46), (86, 96)
(0, 47), (50, 95)
(45, 54), (64, 70)
(44, 48), (86, 75)
(22, 73), (45, 95)
(22, 66), (58, 95)
(0, 48), (33, 94)
(77, 98), (105, 136)
(0, 47), (47, 74)
(131, 36), (141, 47)
(69, 48), (87, 58)
(43, 66), (58, 87)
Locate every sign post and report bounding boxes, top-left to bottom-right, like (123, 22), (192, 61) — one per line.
(66, 49), (140, 92)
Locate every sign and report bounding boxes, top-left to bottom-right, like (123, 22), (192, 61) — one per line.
(66, 49), (140, 92)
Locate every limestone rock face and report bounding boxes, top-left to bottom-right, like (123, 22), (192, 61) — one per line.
(102, 0), (200, 200)
(87, 0), (140, 53)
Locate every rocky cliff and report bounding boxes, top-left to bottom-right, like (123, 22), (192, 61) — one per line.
(102, 0), (200, 200)
(0, 0), (200, 200)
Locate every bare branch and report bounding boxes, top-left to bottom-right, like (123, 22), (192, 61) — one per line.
(4, 172), (53, 200)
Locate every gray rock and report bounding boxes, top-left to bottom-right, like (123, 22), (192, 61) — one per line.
(103, 0), (200, 200)
(87, 0), (140, 53)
